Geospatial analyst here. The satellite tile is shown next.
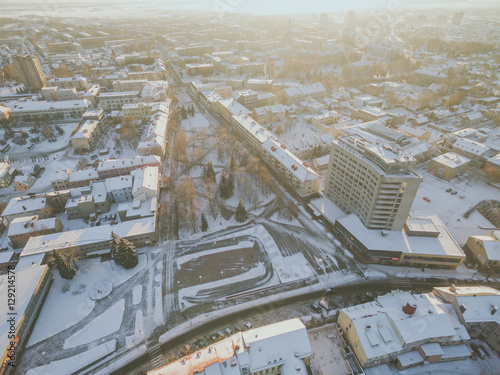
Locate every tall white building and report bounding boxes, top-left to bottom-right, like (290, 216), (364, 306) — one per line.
(325, 134), (421, 231)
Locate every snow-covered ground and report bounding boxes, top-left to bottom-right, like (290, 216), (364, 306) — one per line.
(63, 299), (125, 349)
(26, 339), (117, 375)
(27, 255), (146, 347)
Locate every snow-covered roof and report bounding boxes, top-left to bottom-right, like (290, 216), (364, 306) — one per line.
(68, 169), (98, 183)
(72, 119), (99, 140)
(148, 319), (310, 375)
(11, 99), (90, 112)
(431, 152), (470, 168)
(218, 98), (251, 116)
(2, 196), (47, 217)
(488, 153), (500, 167)
(0, 265), (48, 359)
(341, 291), (469, 361)
(434, 286), (500, 325)
(452, 138), (490, 156)
(232, 115), (275, 144)
(21, 216), (156, 258)
(8, 216), (58, 237)
(132, 166), (159, 196)
(104, 175), (133, 192)
(337, 212), (465, 258)
(97, 155), (161, 173)
(262, 139), (320, 183)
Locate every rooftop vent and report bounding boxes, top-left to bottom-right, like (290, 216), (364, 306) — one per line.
(492, 306), (498, 316)
(450, 284), (457, 292)
(459, 304), (467, 314)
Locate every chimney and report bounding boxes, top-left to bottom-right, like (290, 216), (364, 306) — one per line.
(459, 304), (467, 314)
(403, 302), (417, 315)
(492, 306), (498, 316)
(22, 206), (26, 210)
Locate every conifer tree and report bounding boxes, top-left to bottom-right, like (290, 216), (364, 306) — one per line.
(120, 239), (139, 269)
(201, 212), (208, 232)
(52, 250), (76, 280)
(235, 198), (248, 223)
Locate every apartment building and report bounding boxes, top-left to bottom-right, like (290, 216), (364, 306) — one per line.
(96, 155), (161, 178)
(10, 100), (91, 122)
(41, 86), (78, 101)
(47, 76), (89, 91)
(262, 139), (321, 198)
(112, 79), (148, 92)
(13, 54), (47, 91)
(230, 115), (275, 154)
(464, 231), (500, 272)
(427, 152), (471, 180)
(99, 91), (140, 110)
(324, 134), (422, 231)
(137, 111), (168, 157)
(65, 182), (110, 219)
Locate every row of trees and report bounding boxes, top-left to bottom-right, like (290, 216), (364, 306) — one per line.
(47, 233), (139, 280)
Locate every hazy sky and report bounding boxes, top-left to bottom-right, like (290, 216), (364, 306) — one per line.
(1, 0), (499, 15)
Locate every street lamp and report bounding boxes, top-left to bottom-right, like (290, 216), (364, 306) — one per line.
(221, 270), (224, 279)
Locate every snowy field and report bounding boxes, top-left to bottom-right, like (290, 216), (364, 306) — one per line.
(27, 255), (146, 347)
(26, 339), (117, 375)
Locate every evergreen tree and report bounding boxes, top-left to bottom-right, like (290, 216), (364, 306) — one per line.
(226, 170), (235, 198)
(120, 239), (139, 269)
(203, 161), (216, 183)
(52, 250), (76, 280)
(235, 199), (248, 223)
(219, 170), (227, 199)
(180, 105), (187, 120)
(229, 153), (237, 175)
(110, 232), (120, 259)
(201, 213), (208, 232)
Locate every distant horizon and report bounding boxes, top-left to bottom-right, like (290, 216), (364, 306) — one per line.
(1, 0), (499, 17)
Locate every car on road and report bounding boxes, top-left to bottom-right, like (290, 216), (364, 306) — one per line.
(423, 197), (431, 202)
(310, 301), (321, 312)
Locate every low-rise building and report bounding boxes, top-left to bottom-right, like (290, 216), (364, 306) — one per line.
(433, 286), (500, 354)
(0, 265), (52, 375)
(8, 215), (63, 247)
(0, 162), (15, 188)
(20, 215), (157, 260)
(41, 86), (77, 101)
(112, 79), (148, 92)
(0, 106), (13, 123)
(282, 83), (326, 104)
(137, 110), (168, 157)
(215, 98), (251, 122)
(132, 166), (159, 200)
(65, 182), (110, 219)
(96, 155), (161, 179)
(10, 100), (91, 122)
(428, 152), (471, 180)
(464, 231), (500, 272)
(99, 91), (140, 110)
(147, 319), (312, 375)
(47, 76), (89, 91)
(336, 212), (466, 268)
(71, 119), (101, 151)
(14, 174), (35, 191)
(68, 169), (99, 188)
(104, 175), (133, 203)
(338, 290), (470, 369)
(1, 196), (49, 225)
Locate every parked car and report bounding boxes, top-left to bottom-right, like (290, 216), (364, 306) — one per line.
(470, 343), (483, 359)
(244, 321), (253, 329)
(90, 154), (98, 160)
(225, 327), (232, 335)
(217, 330), (225, 338)
(423, 197), (431, 202)
(310, 301), (321, 312)
(451, 191), (458, 195)
(446, 188), (452, 193)
(478, 344), (490, 357)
